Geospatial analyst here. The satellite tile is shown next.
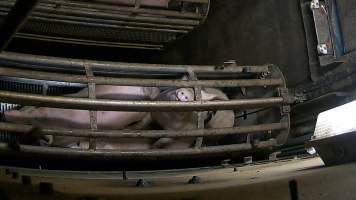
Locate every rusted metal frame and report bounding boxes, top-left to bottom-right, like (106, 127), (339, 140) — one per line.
(70, 0), (209, 7)
(27, 3), (201, 26)
(0, 122), (288, 138)
(0, 139), (276, 160)
(0, 66), (284, 88)
(0, 0), (40, 52)
(33, 13), (194, 31)
(15, 33), (164, 50)
(188, 70), (204, 148)
(0, 5), (195, 32)
(84, 64), (97, 150)
(0, 52), (270, 75)
(27, 15), (189, 34)
(28, 14), (189, 34)
(0, 9), (194, 32)
(70, 0), (170, 8)
(44, 0), (204, 19)
(0, 90), (286, 112)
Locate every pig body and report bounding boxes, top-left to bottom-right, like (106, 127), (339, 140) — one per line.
(5, 86), (159, 150)
(152, 88), (235, 149)
(4, 85), (234, 150)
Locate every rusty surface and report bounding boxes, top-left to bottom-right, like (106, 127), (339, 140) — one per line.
(0, 90), (285, 112)
(0, 122), (288, 138)
(0, 0), (209, 49)
(0, 52), (270, 75)
(0, 139), (276, 160)
(0, 66), (283, 88)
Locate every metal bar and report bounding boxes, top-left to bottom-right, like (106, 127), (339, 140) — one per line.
(0, 67), (283, 88)
(0, 0), (40, 51)
(0, 139), (275, 160)
(16, 33), (164, 50)
(188, 70), (204, 148)
(0, 90), (285, 112)
(27, 15), (189, 34)
(0, 52), (270, 75)
(85, 65), (97, 150)
(71, 0), (171, 8)
(0, 122), (288, 138)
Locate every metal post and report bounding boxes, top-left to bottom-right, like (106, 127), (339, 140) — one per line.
(188, 70), (204, 148)
(0, 0), (40, 51)
(85, 64), (98, 150)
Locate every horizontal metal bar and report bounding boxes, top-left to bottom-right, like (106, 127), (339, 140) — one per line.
(0, 90), (285, 111)
(0, 139), (275, 160)
(0, 122), (288, 138)
(0, 66), (283, 88)
(70, 0), (171, 8)
(27, 16), (189, 34)
(0, 52), (271, 75)
(16, 33), (164, 50)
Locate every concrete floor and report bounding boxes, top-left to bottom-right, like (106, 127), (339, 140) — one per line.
(2, 156), (356, 199)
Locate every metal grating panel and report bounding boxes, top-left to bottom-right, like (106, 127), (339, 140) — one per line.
(0, 0), (210, 49)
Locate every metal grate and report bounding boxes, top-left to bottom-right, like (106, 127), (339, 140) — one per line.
(0, 0), (210, 49)
(0, 52), (293, 161)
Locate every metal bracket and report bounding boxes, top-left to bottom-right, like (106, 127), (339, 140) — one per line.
(309, 0), (338, 66)
(278, 88), (297, 105)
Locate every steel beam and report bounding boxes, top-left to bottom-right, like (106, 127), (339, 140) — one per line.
(0, 90), (285, 112)
(0, 122), (288, 138)
(0, 139), (275, 160)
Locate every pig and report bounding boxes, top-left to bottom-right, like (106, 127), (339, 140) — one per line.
(4, 85), (160, 150)
(151, 88), (235, 149)
(4, 85), (235, 150)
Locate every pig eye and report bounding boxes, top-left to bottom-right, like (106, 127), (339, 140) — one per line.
(185, 97), (188, 100)
(181, 92), (184, 95)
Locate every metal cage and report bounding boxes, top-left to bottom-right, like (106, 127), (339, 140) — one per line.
(0, 52), (293, 162)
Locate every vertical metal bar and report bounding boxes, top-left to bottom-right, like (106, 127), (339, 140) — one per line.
(188, 70), (204, 148)
(0, 0), (40, 52)
(85, 64), (98, 150)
